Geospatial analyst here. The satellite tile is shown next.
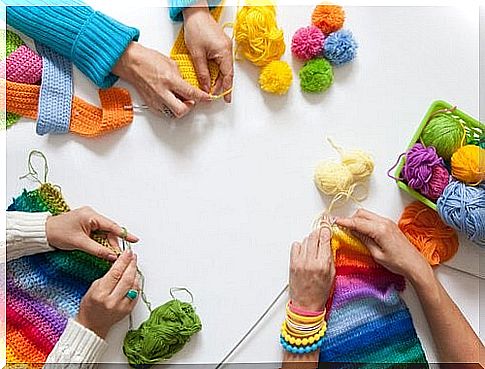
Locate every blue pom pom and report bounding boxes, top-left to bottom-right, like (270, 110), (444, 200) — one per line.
(323, 29), (358, 66)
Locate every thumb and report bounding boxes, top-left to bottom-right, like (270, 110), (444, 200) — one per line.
(172, 78), (211, 103)
(79, 236), (118, 262)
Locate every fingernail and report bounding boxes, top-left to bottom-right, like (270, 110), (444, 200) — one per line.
(125, 249), (133, 256)
(107, 254), (117, 262)
(187, 100), (195, 106)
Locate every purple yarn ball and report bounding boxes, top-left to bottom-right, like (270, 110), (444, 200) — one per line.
(291, 26), (325, 61)
(403, 143), (450, 199)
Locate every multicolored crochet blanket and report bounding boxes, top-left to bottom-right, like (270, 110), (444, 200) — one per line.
(321, 227), (428, 367)
(6, 183), (111, 367)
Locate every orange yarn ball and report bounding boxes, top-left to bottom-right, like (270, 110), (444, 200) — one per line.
(451, 145), (485, 185)
(398, 201), (459, 266)
(311, 4), (345, 35)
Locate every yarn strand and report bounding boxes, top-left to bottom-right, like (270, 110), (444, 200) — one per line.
(19, 150), (49, 185)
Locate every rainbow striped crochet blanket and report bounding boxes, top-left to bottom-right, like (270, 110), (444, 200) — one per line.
(321, 227), (428, 367)
(6, 183), (111, 367)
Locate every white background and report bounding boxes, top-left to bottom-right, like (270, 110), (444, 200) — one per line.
(4, 4), (484, 366)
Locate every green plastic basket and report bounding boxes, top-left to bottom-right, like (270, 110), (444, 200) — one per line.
(394, 100), (485, 211)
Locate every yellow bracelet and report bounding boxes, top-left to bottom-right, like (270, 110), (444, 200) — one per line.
(281, 323), (327, 346)
(286, 303), (325, 324)
(284, 320), (323, 337)
(286, 315), (323, 332)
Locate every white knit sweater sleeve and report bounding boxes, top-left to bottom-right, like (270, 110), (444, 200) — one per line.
(5, 211), (54, 261)
(4, 212), (108, 367)
(44, 319), (108, 369)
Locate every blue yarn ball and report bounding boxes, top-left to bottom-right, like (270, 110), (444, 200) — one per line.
(437, 181), (485, 247)
(323, 29), (358, 66)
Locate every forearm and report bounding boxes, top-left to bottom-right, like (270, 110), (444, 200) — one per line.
(410, 268), (484, 365)
(282, 351), (319, 369)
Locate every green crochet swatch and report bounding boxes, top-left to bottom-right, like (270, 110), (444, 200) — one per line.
(2, 30), (26, 129)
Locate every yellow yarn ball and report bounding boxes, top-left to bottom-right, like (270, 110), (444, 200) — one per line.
(314, 161), (354, 195)
(234, 0), (286, 67)
(451, 145), (485, 185)
(341, 150), (374, 181)
(259, 60), (293, 94)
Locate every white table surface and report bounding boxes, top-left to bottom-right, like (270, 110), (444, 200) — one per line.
(5, 4), (484, 366)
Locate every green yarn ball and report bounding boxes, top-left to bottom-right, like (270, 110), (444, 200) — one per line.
(299, 57), (334, 93)
(123, 299), (202, 368)
(420, 113), (465, 161)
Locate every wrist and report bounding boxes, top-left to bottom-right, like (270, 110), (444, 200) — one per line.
(112, 41), (142, 82)
(291, 299), (325, 313)
(75, 314), (110, 340)
(182, 0), (210, 19)
(407, 264), (436, 291)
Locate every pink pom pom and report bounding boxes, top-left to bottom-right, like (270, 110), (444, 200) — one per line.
(291, 26), (325, 61)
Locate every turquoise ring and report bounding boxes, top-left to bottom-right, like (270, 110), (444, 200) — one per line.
(126, 289), (138, 301)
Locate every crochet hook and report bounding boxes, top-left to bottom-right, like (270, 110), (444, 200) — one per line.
(215, 283), (289, 369)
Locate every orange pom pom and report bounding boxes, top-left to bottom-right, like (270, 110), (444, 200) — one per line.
(398, 201), (459, 266)
(311, 4), (345, 35)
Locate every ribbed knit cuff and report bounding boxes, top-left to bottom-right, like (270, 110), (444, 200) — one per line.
(6, 211), (53, 262)
(72, 11), (139, 88)
(45, 319), (108, 364)
(169, 0), (222, 22)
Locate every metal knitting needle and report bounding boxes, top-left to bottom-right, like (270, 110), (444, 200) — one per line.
(442, 263), (485, 280)
(215, 283), (289, 369)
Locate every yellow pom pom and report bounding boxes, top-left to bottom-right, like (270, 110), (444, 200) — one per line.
(259, 60), (293, 95)
(234, 0), (286, 67)
(341, 150), (374, 181)
(451, 145), (485, 184)
(314, 161), (354, 195)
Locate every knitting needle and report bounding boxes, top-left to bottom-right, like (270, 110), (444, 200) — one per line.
(215, 284), (289, 369)
(441, 263), (485, 280)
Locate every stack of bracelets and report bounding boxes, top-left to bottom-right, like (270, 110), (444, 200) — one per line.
(280, 301), (327, 354)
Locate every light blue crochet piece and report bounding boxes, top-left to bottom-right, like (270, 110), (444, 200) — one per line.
(35, 42), (73, 135)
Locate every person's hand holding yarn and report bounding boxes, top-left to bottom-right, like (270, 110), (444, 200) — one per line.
(335, 209), (432, 282)
(46, 206), (139, 262)
(183, 0), (234, 102)
(76, 250), (140, 339)
(112, 42), (211, 118)
(289, 222), (335, 311)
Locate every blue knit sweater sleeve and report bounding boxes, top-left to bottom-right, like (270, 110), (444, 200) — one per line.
(6, 0), (140, 88)
(169, 0), (222, 22)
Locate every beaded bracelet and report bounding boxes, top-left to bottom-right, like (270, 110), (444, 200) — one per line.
(280, 335), (324, 354)
(281, 324), (326, 346)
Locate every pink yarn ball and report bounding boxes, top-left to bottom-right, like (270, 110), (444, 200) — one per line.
(291, 26), (325, 61)
(427, 164), (450, 200)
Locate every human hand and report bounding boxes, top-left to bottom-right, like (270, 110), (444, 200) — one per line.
(335, 209), (432, 282)
(183, 1), (234, 103)
(46, 206), (139, 262)
(76, 250), (139, 339)
(113, 42), (211, 118)
(289, 221), (335, 312)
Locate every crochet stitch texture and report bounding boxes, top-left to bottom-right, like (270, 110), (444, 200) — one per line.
(35, 42), (73, 135)
(321, 227), (428, 366)
(6, 183), (111, 367)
